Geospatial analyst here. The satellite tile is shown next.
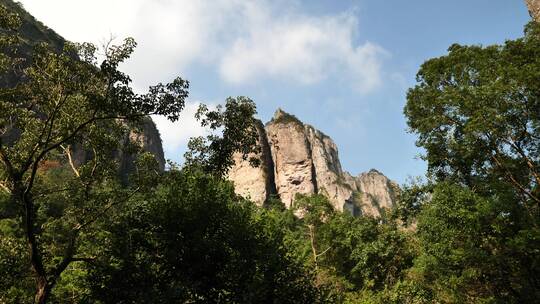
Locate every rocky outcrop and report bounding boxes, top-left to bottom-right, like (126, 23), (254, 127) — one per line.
(228, 109), (398, 217)
(266, 109), (317, 208)
(526, 0), (540, 21)
(304, 124), (357, 212)
(227, 120), (276, 205)
(118, 118), (167, 174)
(353, 169), (399, 217)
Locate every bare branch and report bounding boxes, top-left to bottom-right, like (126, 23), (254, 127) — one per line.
(61, 144), (80, 178)
(315, 246), (332, 258)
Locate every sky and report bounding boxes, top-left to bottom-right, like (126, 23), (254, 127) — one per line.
(18, 0), (532, 183)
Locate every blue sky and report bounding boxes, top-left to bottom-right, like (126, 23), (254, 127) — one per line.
(19, 0), (532, 183)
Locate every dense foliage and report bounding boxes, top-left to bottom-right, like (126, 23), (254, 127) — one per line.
(0, 4), (263, 303)
(85, 169), (324, 303)
(400, 21), (540, 303)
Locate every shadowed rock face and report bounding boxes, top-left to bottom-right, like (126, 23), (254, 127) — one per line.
(527, 0), (540, 21)
(118, 118), (166, 174)
(228, 109), (398, 217)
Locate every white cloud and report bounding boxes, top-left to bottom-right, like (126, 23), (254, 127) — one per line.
(18, 0), (388, 159)
(220, 12), (387, 92)
(17, 0), (142, 44)
(151, 101), (214, 161)
(19, 0), (387, 92)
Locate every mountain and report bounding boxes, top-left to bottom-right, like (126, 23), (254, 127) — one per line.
(0, 0), (166, 172)
(3, 0), (396, 214)
(228, 109), (399, 217)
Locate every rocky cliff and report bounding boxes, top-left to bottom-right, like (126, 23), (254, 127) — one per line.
(527, 0), (540, 21)
(118, 118), (167, 173)
(229, 109), (398, 217)
(227, 120), (276, 204)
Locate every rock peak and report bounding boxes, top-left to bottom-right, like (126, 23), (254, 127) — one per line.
(526, 0), (540, 21)
(269, 108), (303, 126)
(229, 110), (398, 217)
(367, 168), (382, 175)
(273, 108), (287, 119)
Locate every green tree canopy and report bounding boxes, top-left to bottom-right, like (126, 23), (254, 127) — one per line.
(85, 169), (324, 304)
(402, 22), (540, 304)
(405, 23), (540, 206)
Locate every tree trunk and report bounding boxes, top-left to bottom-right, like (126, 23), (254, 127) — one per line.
(13, 180), (51, 303)
(35, 278), (51, 304)
(308, 225), (319, 273)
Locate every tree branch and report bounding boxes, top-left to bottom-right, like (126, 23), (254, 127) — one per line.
(491, 154), (540, 204)
(61, 144), (80, 178)
(0, 143), (17, 179)
(22, 92), (68, 175)
(505, 137), (540, 187)
(74, 186), (140, 232)
(315, 246), (332, 258)
(0, 179), (11, 194)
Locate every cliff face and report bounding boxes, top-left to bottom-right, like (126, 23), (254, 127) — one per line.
(266, 109), (317, 208)
(119, 118), (167, 174)
(353, 169), (399, 217)
(227, 121), (276, 205)
(228, 109), (398, 217)
(527, 0), (540, 21)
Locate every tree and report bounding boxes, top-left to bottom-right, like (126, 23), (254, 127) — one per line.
(184, 96), (261, 177)
(411, 183), (539, 303)
(85, 168), (325, 303)
(404, 22), (540, 206)
(292, 194), (336, 279)
(0, 6), (188, 303)
(404, 22), (540, 303)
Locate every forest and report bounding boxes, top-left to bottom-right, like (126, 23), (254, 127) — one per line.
(0, 1), (539, 303)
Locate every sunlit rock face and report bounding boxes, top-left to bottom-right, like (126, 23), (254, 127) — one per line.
(527, 0), (540, 21)
(227, 120), (276, 206)
(228, 108), (398, 217)
(354, 169), (399, 217)
(266, 109), (317, 208)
